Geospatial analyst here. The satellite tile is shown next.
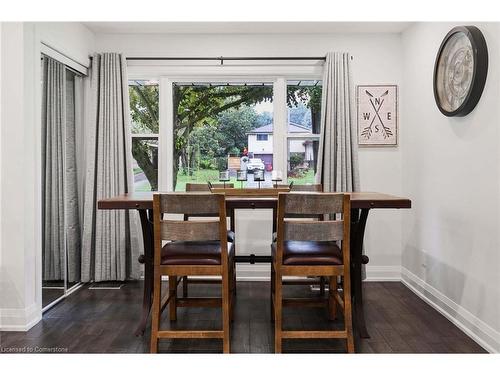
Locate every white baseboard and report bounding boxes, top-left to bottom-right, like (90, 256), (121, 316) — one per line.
(364, 265), (401, 281)
(0, 303), (42, 331)
(235, 264), (401, 282)
(236, 264), (270, 281)
(401, 267), (499, 353)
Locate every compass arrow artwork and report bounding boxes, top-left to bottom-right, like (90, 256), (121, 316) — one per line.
(361, 90), (392, 140)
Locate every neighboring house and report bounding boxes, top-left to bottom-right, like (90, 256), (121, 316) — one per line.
(247, 122), (314, 167)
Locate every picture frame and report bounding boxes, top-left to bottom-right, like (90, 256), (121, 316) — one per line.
(357, 85), (398, 146)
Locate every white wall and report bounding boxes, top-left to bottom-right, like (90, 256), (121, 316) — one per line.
(248, 134), (274, 154)
(97, 32), (404, 280)
(401, 22), (500, 352)
(0, 22), (95, 331)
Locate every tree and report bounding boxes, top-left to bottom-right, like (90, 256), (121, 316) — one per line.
(287, 85), (322, 172)
(216, 106), (260, 154)
(255, 111), (273, 127)
(129, 82), (159, 190)
(172, 85), (273, 188)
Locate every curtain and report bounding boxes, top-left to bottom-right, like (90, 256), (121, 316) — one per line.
(316, 52), (360, 192)
(42, 56), (66, 280)
(81, 53), (141, 282)
(42, 57), (82, 282)
(65, 70), (81, 283)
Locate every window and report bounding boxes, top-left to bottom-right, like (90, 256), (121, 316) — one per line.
(172, 82), (274, 191)
(286, 80), (322, 185)
(256, 134), (268, 141)
(127, 75), (323, 190)
(129, 80), (159, 191)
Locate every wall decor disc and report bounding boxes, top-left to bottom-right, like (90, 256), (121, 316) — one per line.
(433, 26), (488, 117)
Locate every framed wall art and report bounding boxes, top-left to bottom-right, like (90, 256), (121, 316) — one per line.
(357, 85), (398, 146)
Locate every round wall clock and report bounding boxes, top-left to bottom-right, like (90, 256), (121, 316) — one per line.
(433, 26), (488, 117)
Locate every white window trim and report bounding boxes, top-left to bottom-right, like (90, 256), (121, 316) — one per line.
(129, 63), (323, 191)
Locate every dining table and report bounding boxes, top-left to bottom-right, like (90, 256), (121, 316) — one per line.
(98, 191), (411, 339)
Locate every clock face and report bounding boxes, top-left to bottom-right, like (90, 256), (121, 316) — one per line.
(433, 26), (488, 117)
(435, 32), (474, 112)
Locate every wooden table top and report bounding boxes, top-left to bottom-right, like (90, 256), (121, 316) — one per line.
(98, 191), (411, 210)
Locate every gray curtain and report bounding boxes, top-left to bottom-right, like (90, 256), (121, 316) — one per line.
(42, 56), (81, 282)
(81, 53), (141, 282)
(65, 70), (81, 282)
(316, 52), (360, 192)
(42, 56), (66, 280)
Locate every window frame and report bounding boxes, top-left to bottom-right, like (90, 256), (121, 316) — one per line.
(256, 134), (269, 141)
(127, 64), (323, 191)
(128, 80), (160, 192)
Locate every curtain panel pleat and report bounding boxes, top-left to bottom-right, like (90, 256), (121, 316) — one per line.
(316, 52), (360, 192)
(42, 57), (66, 281)
(81, 53), (142, 282)
(65, 71), (82, 283)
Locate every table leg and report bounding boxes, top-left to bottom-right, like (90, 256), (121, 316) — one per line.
(135, 209), (154, 337)
(272, 207), (277, 233)
(229, 207), (235, 232)
(350, 208), (370, 339)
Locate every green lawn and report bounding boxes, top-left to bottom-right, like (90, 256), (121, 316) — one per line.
(135, 168), (316, 192)
(175, 169), (238, 191)
(288, 169), (316, 185)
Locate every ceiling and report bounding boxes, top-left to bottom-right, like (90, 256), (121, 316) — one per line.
(83, 22), (412, 35)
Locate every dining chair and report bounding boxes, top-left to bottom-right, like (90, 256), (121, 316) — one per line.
(272, 184), (327, 295)
(271, 192), (354, 353)
(150, 192), (234, 353)
(182, 183), (236, 298)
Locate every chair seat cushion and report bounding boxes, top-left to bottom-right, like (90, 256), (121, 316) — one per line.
(161, 241), (234, 265)
(271, 241), (343, 265)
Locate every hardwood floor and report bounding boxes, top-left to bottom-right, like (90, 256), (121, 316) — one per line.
(0, 281), (486, 353)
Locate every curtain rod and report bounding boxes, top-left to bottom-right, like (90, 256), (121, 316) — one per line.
(41, 42), (89, 74)
(126, 56), (327, 62)
(88, 55), (354, 64)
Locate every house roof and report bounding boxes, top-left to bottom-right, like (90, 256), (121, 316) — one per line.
(247, 122), (312, 134)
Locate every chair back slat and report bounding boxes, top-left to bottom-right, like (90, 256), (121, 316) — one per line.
(282, 193), (343, 215)
(284, 220), (343, 241)
(291, 184), (323, 192)
(160, 220), (220, 241)
(159, 193), (220, 215)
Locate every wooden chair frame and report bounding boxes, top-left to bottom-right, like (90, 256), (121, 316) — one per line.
(150, 192), (233, 353)
(279, 184), (328, 294)
(181, 183), (236, 299)
(271, 192), (354, 353)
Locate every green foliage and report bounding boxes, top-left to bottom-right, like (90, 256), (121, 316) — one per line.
(289, 103), (311, 127)
(129, 82), (159, 190)
(255, 111), (273, 127)
(129, 83), (159, 133)
(287, 85), (322, 112)
(289, 153), (305, 169)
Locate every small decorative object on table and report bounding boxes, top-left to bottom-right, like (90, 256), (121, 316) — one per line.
(219, 170), (230, 188)
(236, 169), (247, 188)
(254, 169), (265, 188)
(272, 170), (283, 188)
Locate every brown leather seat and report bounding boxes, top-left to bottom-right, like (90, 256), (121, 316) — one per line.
(271, 241), (343, 265)
(161, 241), (234, 265)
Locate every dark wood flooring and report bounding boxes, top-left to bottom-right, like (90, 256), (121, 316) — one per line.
(0, 281), (486, 353)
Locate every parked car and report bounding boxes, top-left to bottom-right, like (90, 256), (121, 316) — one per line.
(246, 158), (265, 173)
